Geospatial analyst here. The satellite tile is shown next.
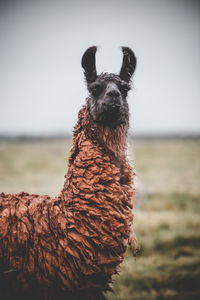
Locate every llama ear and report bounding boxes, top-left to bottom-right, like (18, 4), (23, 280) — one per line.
(81, 46), (97, 84)
(119, 47), (137, 82)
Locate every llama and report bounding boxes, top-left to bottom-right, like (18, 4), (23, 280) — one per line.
(0, 46), (138, 300)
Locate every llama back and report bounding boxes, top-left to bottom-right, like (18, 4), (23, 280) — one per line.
(0, 192), (61, 298)
(0, 193), (85, 298)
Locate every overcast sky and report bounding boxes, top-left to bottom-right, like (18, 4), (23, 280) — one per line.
(0, 0), (200, 136)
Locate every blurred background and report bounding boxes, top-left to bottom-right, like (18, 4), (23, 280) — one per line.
(0, 0), (200, 299)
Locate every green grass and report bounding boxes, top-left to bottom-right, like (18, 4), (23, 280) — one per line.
(0, 138), (200, 299)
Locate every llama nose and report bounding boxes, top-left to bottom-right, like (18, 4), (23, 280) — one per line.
(106, 89), (120, 98)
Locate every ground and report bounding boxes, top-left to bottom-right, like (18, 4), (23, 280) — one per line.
(0, 138), (200, 300)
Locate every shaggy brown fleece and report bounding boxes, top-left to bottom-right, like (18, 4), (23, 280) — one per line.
(0, 104), (137, 300)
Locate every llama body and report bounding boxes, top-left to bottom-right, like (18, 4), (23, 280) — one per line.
(0, 47), (137, 300)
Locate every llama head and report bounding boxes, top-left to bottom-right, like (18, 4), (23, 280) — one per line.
(81, 46), (137, 128)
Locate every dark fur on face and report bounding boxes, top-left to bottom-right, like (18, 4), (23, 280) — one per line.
(81, 47), (137, 129)
(87, 73), (130, 128)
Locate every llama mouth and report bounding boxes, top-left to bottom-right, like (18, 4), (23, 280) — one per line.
(102, 101), (121, 113)
(96, 107), (127, 127)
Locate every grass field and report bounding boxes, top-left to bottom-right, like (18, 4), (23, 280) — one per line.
(0, 138), (200, 299)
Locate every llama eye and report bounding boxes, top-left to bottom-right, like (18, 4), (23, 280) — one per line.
(90, 84), (103, 96)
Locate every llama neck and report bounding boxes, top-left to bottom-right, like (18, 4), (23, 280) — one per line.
(80, 105), (128, 163)
(94, 125), (128, 162)
(60, 105), (131, 200)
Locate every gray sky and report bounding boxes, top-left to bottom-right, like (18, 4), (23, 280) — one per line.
(0, 0), (200, 136)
